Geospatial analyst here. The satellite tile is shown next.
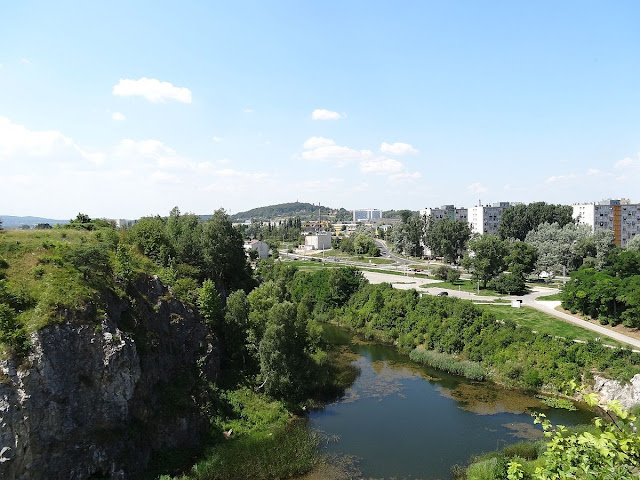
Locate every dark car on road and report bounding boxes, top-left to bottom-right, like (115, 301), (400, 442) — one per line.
(436, 291), (448, 297)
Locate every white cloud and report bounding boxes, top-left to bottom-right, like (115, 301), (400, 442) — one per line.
(243, 108), (254, 114)
(20, 58), (32, 65)
(303, 136), (335, 149)
(115, 139), (189, 169)
(380, 142), (418, 155)
(468, 182), (488, 193)
(212, 136), (223, 143)
(389, 171), (422, 182)
(112, 77), (192, 103)
(545, 174), (577, 184)
(0, 116), (73, 157)
(150, 171), (181, 183)
(360, 158), (404, 174)
(302, 144), (370, 166)
(586, 168), (601, 176)
(214, 168), (269, 180)
(311, 109), (342, 120)
(112, 112), (126, 121)
(615, 154), (639, 170)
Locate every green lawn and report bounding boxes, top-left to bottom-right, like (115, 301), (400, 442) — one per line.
(424, 279), (502, 297)
(478, 304), (621, 346)
(536, 292), (563, 301)
(306, 250), (395, 265)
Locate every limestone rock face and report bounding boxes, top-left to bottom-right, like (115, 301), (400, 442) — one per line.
(0, 275), (220, 480)
(593, 374), (640, 410)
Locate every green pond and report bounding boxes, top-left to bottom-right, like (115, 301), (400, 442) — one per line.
(307, 324), (594, 479)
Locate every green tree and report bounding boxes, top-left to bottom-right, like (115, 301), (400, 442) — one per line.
(114, 244), (133, 287)
(498, 202), (573, 241)
(508, 390), (640, 480)
(64, 245), (111, 281)
(258, 302), (312, 399)
(488, 272), (526, 295)
(626, 235), (640, 252)
(464, 235), (508, 287)
(525, 222), (592, 275)
(198, 279), (222, 326)
(505, 240), (538, 276)
(128, 215), (173, 265)
(390, 214), (424, 257)
(201, 209), (254, 297)
(424, 217), (471, 262)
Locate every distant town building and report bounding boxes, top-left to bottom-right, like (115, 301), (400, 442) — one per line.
(304, 232), (332, 250)
(419, 205), (468, 222)
(352, 209), (382, 222)
(467, 202), (511, 235)
(573, 198), (640, 247)
(244, 239), (270, 259)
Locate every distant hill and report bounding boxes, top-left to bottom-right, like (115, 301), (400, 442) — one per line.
(0, 215), (70, 229)
(230, 202), (351, 222)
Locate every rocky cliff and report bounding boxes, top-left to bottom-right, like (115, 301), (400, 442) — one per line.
(593, 374), (640, 410)
(0, 275), (220, 480)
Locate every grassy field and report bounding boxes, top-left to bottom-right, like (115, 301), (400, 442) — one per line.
(423, 279), (502, 297)
(306, 249), (395, 265)
(536, 292), (564, 301)
(478, 304), (621, 346)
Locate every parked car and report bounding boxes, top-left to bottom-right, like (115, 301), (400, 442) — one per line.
(436, 291), (448, 297)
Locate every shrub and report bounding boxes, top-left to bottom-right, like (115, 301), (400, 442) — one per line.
(409, 347), (486, 381)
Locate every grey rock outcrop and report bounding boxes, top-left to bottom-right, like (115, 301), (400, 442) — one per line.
(0, 275), (220, 480)
(593, 374), (640, 410)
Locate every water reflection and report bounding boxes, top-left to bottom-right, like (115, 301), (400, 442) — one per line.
(308, 324), (593, 480)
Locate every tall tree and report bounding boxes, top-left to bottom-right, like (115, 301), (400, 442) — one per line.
(390, 214), (424, 257)
(504, 240), (538, 276)
(525, 222), (593, 275)
(463, 235), (508, 287)
(423, 217), (471, 263)
(498, 202), (573, 241)
(201, 209), (255, 298)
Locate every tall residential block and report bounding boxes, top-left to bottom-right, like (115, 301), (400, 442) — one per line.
(419, 205), (468, 222)
(467, 202), (511, 235)
(573, 199), (640, 247)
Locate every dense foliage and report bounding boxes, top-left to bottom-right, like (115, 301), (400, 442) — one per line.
(390, 213), (424, 257)
(333, 282), (640, 389)
(424, 217), (472, 262)
(498, 202), (573, 241)
(562, 248), (640, 327)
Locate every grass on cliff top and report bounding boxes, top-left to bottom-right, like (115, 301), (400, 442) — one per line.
(0, 229), (155, 343)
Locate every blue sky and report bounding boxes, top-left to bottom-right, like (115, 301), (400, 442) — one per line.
(1, 1), (639, 219)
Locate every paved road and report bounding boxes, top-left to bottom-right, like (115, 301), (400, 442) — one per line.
(362, 271), (640, 350)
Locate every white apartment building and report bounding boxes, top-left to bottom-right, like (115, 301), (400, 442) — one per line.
(573, 199), (640, 247)
(353, 209), (382, 222)
(467, 202), (511, 235)
(420, 205), (468, 222)
(304, 232), (332, 250)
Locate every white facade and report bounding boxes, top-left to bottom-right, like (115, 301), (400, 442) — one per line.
(305, 232), (332, 250)
(420, 205), (468, 222)
(573, 199), (640, 247)
(353, 209), (382, 222)
(468, 202), (510, 235)
(245, 240), (270, 259)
